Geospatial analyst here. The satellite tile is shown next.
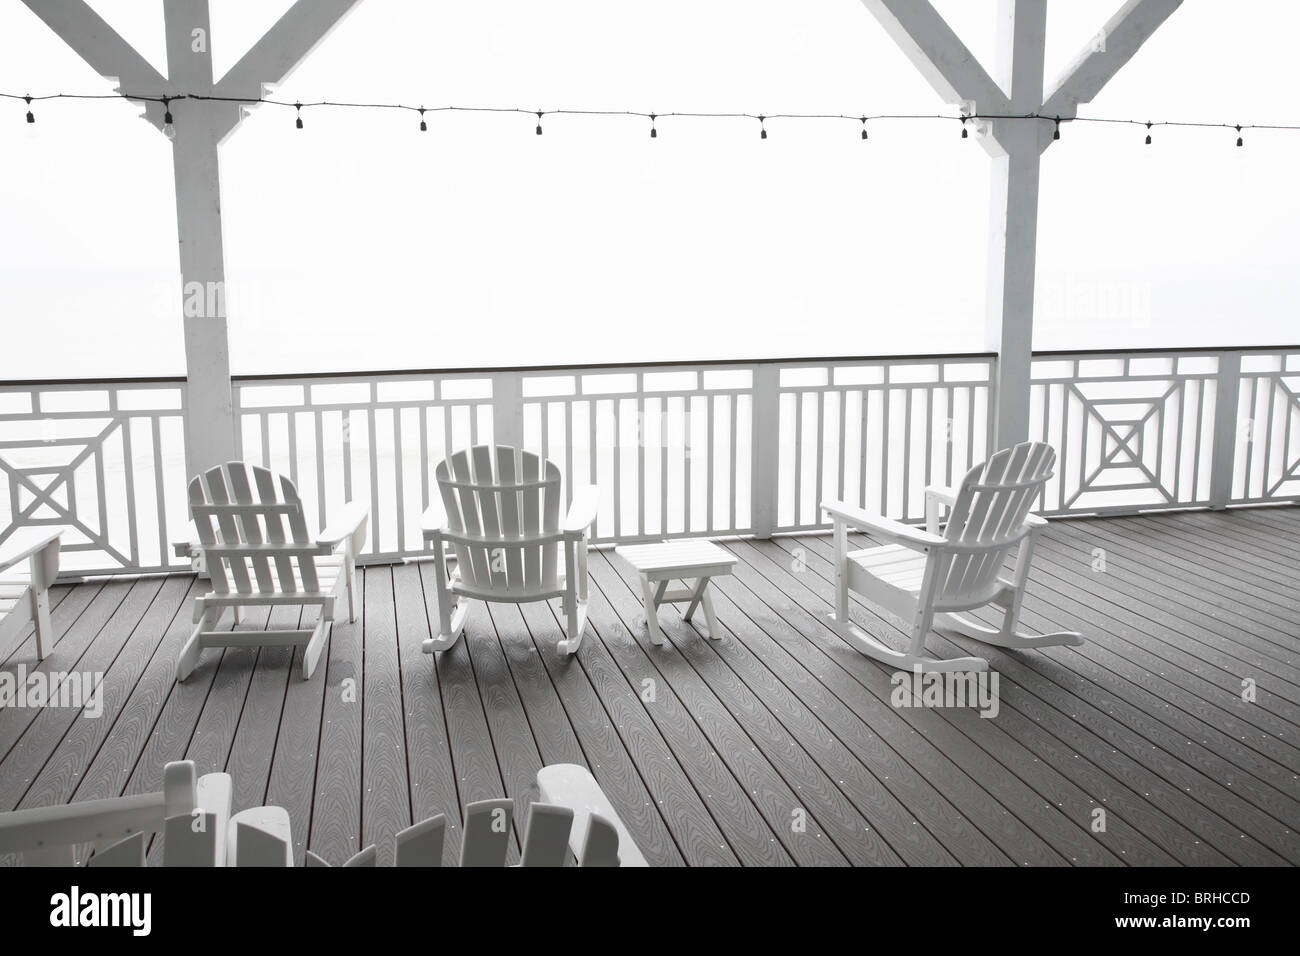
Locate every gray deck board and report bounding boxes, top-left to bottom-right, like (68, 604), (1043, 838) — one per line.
(2, 508), (1297, 866)
(360, 567), (411, 867)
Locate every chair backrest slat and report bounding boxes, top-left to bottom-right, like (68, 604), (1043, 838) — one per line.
(934, 441), (1055, 605)
(252, 466), (296, 592)
(449, 450), (489, 588)
(279, 474), (319, 593)
(495, 446), (525, 588)
(519, 803), (574, 867)
(224, 464), (275, 593)
(204, 467), (252, 594)
(472, 445), (508, 591)
(540, 457), (561, 587)
(521, 452), (542, 589)
(460, 798), (513, 867)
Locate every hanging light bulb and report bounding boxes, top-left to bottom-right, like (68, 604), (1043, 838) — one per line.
(860, 116), (868, 140)
(1052, 116), (1061, 140)
(162, 97), (176, 141)
(535, 110), (543, 135)
(961, 115), (969, 138)
(649, 113), (657, 138)
(418, 107), (427, 132)
(759, 115), (767, 139)
(24, 94), (34, 124)
(1144, 121), (1152, 145)
(295, 102), (304, 129)
(1235, 124), (1243, 147)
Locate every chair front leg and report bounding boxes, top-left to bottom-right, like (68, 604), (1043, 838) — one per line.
(832, 517), (849, 628)
(576, 534), (589, 603)
(344, 548), (358, 623)
(999, 531), (1037, 636)
(558, 536), (587, 655)
(432, 536), (454, 639)
(28, 548), (56, 660)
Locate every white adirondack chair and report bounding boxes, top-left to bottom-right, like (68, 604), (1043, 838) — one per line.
(0, 760), (232, 867)
(0, 528), (64, 660)
(179, 461), (369, 682)
(823, 440), (1083, 673)
(422, 445), (598, 655)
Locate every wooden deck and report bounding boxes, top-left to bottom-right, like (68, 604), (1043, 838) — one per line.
(2, 507), (1298, 866)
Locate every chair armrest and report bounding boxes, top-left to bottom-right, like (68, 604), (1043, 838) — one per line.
(563, 485), (600, 535)
(421, 500), (448, 538)
(1023, 512), (1048, 529)
(319, 500), (369, 555)
(821, 500), (943, 550)
(0, 528), (63, 575)
(924, 484), (958, 507)
(923, 484), (958, 534)
(173, 521), (202, 558)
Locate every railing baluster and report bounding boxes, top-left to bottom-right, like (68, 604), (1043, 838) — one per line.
(118, 401), (140, 569)
(368, 404), (381, 555)
(393, 407), (405, 555)
(705, 394), (714, 535)
(419, 404), (429, 513)
(880, 374), (891, 516)
(152, 415), (167, 567)
(729, 392), (739, 531)
(792, 391), (804, 529)
(314, 405), (327, 532)
(287, 410), (299, 488)
(613, 398), (622, 540)
(637, 384), (646, 536)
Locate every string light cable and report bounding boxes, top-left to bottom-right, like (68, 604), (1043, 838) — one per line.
(5, 90), (1296, 146)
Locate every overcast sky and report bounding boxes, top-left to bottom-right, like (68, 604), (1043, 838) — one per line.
(2, 0), (1297, 377)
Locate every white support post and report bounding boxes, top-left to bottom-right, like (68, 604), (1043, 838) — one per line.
(165, 0), (238, 476)
(860, 0), (1183, 449)
(1209, 350), (1242, 509)
(491, 372), (525, 451)
(984, 0), (1047, 451)
(21, 0), (362, 479)
(750, 364), (781, 537)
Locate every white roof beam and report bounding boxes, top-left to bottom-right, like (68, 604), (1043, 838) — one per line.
(18, 0), (167, 128)
(217, 0), (363, 102)
(1042, 0), (1184, 120)
(858, 0), (1009, 114)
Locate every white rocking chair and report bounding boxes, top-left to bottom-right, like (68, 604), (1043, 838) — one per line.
(0, 528), (63, 660)
(422, 445), (598, 656)
(823, 440), (1082, 673)
(178, 461), (369, 682)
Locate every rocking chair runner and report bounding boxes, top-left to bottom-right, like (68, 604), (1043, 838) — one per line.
(823, 440), (1082, 673)
(422, 445), (598, 655)
(179, 461), (369, 682)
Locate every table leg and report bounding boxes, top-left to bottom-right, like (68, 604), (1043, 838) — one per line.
(640, 574), (665, 646)
(700, 587), (722, 640)
(682, 577), (709, 622)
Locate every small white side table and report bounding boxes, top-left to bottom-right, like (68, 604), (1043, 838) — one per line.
(614, 540), (738, 645)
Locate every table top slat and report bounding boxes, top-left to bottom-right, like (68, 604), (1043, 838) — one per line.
(615, 540), (739, 574)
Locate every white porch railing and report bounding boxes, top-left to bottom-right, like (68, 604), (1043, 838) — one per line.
(1, 347), (1296, 577)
